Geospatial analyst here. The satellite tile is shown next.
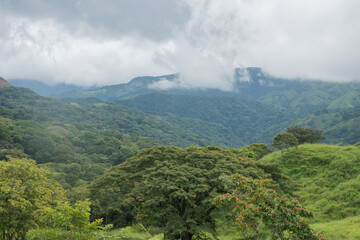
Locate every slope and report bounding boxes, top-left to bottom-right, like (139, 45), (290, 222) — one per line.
(298, 107), (360, 145)
(55, 68), (360, 118)
(0, 86), (243, 147)
(261, 144), (360, 221)
(119, 92), (292, 145)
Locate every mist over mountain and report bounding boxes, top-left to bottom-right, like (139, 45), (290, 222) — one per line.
(5, 67), (360, 147)
(8, 79), (90, 96)
(54, 67), (360, 116)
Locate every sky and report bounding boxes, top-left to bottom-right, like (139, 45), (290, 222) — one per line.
(0, 0), (359, 88)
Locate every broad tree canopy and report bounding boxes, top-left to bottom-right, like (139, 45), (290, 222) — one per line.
(285, 125), (324, 144)
(0, 157), (66, 239)
(89, 145), (292, 240)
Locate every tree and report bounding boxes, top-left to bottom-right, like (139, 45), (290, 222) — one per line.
(272, 133), (298, 163)
(285, 125), (324, 144)
(89, 146), (291, 240)
(0, 157), (66, 240)
(215, 174), (327, 240)
(29, 200), (107, 240)
(230, 143), (272, 160)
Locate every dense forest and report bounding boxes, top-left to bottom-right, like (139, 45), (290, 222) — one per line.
(1, 74), (360, 239)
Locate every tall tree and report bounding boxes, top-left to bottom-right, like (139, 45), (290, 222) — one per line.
(0, 158), (66, 240)
(285, 125), (324, 144)
(215, 174), (326, 240)
(272, 133), (298, 163)
(89, 146), (291, 240)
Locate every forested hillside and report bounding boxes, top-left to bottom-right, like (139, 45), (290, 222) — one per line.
(119, 93), (291, 144)
(298, 107), (360, 145)
(0, 87), (218, 148)
(1, 78), (360, 239)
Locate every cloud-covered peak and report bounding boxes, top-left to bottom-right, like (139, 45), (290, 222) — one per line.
(0, 0), (359, 87)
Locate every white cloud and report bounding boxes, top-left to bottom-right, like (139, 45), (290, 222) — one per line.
(175, 0), (360, 82)
(0, 0), (360, 87)
(0, 17), (173, 86)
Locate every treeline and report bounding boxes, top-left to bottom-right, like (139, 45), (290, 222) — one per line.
(0, 87), (224, 147)
(0, 87), (162, 189)
(1, 144), (328, 240)
(0, 115), (152, 189)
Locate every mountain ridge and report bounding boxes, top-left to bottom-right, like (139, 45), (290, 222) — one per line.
(52, 68), (360, 117)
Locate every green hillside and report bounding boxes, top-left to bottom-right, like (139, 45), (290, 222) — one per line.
(120, 93), (292, 145)
(327, 90), (360, 110)
(259, 144), (360, 239)
(298, 107), (360, 145)
(0, 87), (221, 148)
(2, 80), (360, 239)
(261, 144), (360, 221)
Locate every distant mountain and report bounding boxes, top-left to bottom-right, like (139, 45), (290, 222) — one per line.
(56, 74), (177, 100)
(8, 79), (89, 96)
(297, 107), (360, 145)
(56, 68), (275, 101)
(56, 68), (360, 116)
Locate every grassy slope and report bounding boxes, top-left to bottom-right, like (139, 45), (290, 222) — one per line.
(261, 144), (360, 239)
(311, 216), (360, 240)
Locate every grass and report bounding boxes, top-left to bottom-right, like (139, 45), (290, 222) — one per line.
(104, 226), (163, 240)
(311, 216), (360, 240)
(261, 144), (360, 220)
(260, 144), (360, 239)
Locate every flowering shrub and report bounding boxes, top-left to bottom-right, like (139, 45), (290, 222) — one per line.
(215, 174), (329, 240)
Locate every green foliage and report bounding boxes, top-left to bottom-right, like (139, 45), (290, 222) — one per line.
(0, 105), (150, 190)
(29, 200), (107, 240)
(256, 79), (360, 116)
(285, 125), (324, 144)
(215, 174), (325, 240)
(15, 120), (56, 163)
(261, 144), (360, 221)
(0, 87), (214, 148)
(272, 133), (298, 163)
(0, 117), (16, 143)
(298, 107), (360, 145)
(120, 93), (292, 145)
(0, 157), (66, 239)
(272, 133), (299, 151)
(311, 215), (360, 240)
(229, 143), (272, 160)
(89, 146), (292, 239)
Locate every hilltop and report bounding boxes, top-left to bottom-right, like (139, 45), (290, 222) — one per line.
(260, 143), (360, 239)
(0, 77), (11, 88)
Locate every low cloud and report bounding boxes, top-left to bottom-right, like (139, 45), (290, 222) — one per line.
(0, 0), (359, 87)
(176, 0), (360, 82)
(0, 18), (173, 86)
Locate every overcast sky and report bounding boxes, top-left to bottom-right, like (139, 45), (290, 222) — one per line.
(0, 0), (359, 88)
